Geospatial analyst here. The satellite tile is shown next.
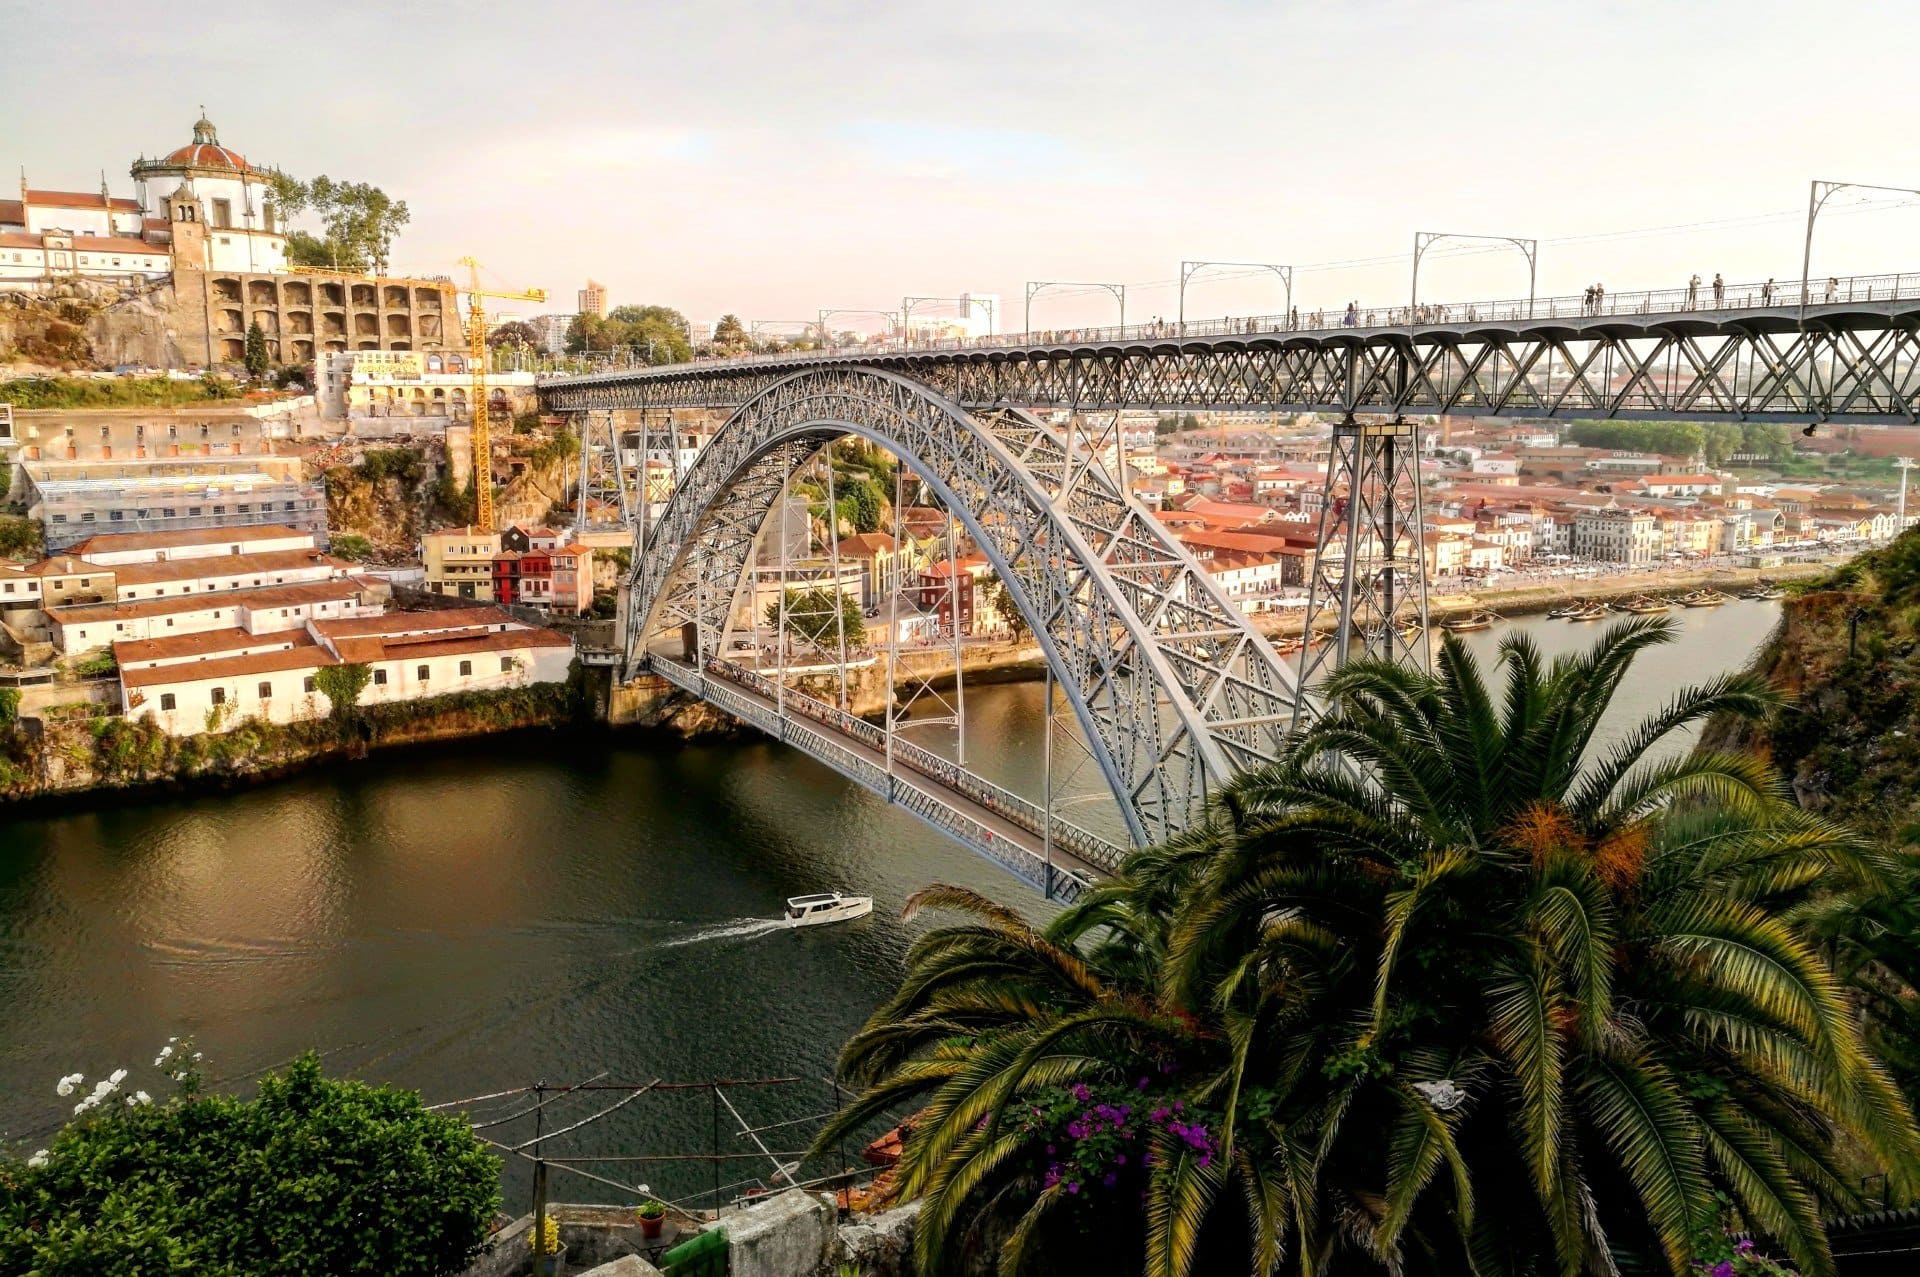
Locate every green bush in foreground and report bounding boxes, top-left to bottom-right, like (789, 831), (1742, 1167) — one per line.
(0, 1049), (500, 1276)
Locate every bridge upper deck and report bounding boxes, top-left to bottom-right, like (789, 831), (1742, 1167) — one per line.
(541, 270), (1920, 423)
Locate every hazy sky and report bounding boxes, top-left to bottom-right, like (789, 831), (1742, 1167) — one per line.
(6, 0), (1917, 332)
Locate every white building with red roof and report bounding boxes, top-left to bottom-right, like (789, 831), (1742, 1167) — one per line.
(1, 111), (287, 288)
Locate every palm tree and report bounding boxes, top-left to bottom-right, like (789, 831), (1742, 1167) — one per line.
(819, 617), (1919, 1277)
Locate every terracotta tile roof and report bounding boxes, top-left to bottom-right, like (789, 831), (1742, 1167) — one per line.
(311, 606), (516, 640)
(115, 627), (317, 667)
(331, 626), (571, 665)
(123, 645), (334, 690)
(26, 555), (111, 579)
(49, 579), (365, 625)
(0, 199), (22, 224)
(112, 548), (344, 587)
(835, 533), (900, 556)
(72, 236), (170, 255)
(68, 524), (309, 556)
(26, 189), (143, 211)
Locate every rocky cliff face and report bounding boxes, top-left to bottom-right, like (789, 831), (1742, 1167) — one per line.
(1703, 530), (1920, 845)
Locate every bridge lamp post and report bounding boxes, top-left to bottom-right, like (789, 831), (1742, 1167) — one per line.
(1801, 180), (1920, 317)
(1024, 281), (1126, 337)
(902, 295), (996, 344)
(816, 308), (901, 349)
(1178, 261), (1292, 335)
(1410, 231), (1537, 322)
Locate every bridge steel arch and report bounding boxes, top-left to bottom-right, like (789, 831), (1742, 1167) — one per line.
(628, 366), (1309, 847)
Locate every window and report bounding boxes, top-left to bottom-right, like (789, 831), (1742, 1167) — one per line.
(100, 426), (110, 439)
(163, 507), (176, 518)
(373, 669), (388, 686)
(160, 693), (176, 711)
(231, 424), (241, 437)
(51, 514), (67, 524)
(211, 198), (232, 228)
(210, 688), (226, 706)
(200, 424), (209, 439)
(500, 657), (513, 673)
(303, 676), (316, 693)
(80, 512), (95, 523)
(188, 507), (202, 517)
(167, 425), (176, 439)
(416, 665), (430, 682)
(458, 660), (472, 676)
(258, 681), (273, 699)
(111, 510), (125, 522)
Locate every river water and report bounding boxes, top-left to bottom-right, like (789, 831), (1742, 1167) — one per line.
(0, 602), (1782, 1205)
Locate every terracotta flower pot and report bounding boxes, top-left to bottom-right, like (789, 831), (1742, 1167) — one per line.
(638, 1212), (666, 1240)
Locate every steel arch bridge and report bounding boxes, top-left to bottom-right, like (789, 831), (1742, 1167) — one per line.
(542, 275), (1920, 892)
(627, 365), (1306, 853)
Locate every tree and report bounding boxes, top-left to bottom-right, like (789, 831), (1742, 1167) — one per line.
(566, 306), (691, 363)
(988, 578), (1027, 635)
(818, 617), (1920, 1277)
(764, 586), (866, 650)
(0, 515), (44, 559)
(328, 533), (373, 561)
(1, 1052), (498, 1275)
(265, 172), (409, 274)
(489, 320), (541, 349)
(712, 313), (748, 353)
(0, 687), (18, 731)
(312, 663), (372, 723)
(243, 320), (269, 377)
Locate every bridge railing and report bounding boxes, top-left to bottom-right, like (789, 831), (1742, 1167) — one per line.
(550, 269), (1920, 382)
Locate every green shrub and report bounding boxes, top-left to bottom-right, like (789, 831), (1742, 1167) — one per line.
(0, 1052), (500, 1275)
(0, 688), (18, 730)
(0, 515), (43, 559)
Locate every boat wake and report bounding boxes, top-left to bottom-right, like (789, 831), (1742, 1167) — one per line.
(660, 917), (786, 948)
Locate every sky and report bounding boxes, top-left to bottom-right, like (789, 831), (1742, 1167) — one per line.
(5, 0), (1918, 333)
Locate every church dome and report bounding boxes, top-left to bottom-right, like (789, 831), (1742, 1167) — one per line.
(153, 111), (252, 172)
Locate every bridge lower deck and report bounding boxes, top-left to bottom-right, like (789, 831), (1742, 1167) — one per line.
(648, 655), (1125, 901)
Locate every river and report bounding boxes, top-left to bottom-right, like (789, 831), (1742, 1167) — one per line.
(0, 601), (1783, 1205)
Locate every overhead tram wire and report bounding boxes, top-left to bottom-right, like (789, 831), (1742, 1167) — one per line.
(1024, 194), (1920, 308)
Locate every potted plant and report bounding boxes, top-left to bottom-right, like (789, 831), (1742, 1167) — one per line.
(529, 1213), (567, 1277)
(635, 1198), (668, 1240)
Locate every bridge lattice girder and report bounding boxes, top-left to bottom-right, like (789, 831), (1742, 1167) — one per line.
(542, 304), (1920, 422)
(630, 366), (1310, 846)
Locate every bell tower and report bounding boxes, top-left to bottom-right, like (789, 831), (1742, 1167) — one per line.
(166, 185), (207, 271)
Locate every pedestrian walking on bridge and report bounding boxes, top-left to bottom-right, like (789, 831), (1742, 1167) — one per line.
(1713, 273), (1725, 306)
(1687, 273), (1701, 309)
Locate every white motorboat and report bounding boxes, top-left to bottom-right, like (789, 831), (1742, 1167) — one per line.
(783, 892), (874, 928)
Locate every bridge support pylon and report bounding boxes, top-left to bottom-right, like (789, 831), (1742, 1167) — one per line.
(1294, 416), (1430, 717)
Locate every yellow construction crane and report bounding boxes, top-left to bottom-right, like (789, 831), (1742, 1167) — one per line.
(455, 257), (546, 530)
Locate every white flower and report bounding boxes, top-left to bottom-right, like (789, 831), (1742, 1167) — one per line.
(155, 1046), (173, 1066)
(1411, 1079), (1467, 1112)
(133, 1091), (152, 1106)
(26, 1150), (48, 1168)
(167, 1037), (177, 1044)
(191, 1052), (202, 1061)
(73, 1098), (92, 1115)
(55, 1073), (83, 1098)
(91, 1078), (116, 1097)
(108, 1068), (128, 1086)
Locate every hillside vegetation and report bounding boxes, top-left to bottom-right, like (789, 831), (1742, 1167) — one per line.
(1709, 527), (1920, 845)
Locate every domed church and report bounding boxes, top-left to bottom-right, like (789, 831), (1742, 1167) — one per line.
(131, 110), (288, 273)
